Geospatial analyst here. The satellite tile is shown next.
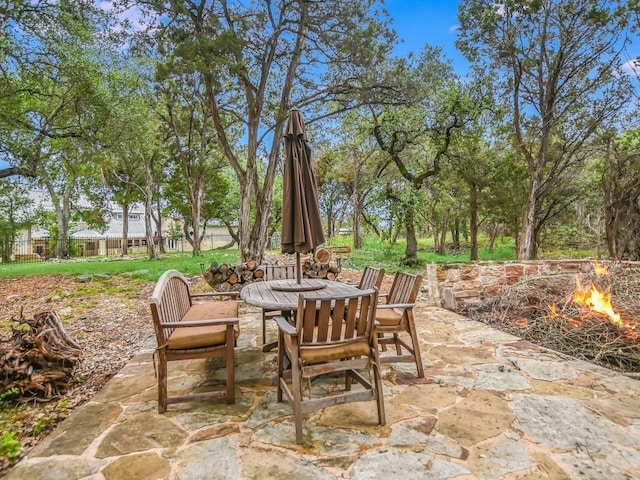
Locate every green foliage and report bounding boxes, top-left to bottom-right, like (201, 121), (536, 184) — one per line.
(0, 392), (22, 464)
(0, 431), (21, 462)
(0, 182), (34, 263)
(457, 0), (636, 260)
(337, 236), (517, 274)
(0, 388), (19, 408)
(30, 416), (56, 436)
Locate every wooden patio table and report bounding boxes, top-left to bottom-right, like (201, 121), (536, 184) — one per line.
(240, 279), (362, 351)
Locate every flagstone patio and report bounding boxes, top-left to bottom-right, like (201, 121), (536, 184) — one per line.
(6, 302), (640, 480)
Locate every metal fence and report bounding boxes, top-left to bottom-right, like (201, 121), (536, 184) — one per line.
(2, 233), (236, 265)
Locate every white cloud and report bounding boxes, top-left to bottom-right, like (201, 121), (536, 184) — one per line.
(622, 58), (639, 77)
(97, 0), (147, 32)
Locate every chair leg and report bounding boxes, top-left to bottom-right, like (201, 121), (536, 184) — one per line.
(393, 333), (402, 355)
(277, 331), (284, 402)
(225, 325), (235, 404)
(373, 361), (386, 425)
(157, 350), (168, 414)
(378, 332), (387, 351)
(407, 312), (425, 378)
(291, 361), (304, 444)
(262, 311), (268, 344)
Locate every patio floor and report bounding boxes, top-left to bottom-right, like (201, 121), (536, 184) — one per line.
(6, 301), (640, 480)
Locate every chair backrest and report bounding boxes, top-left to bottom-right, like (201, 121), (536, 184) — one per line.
(387, 272), (423, 305)
(295, 288), (378, 346)
(263, 264), (297, 281)
(150, 270), (192, 344)
(358, 267), (385, 290)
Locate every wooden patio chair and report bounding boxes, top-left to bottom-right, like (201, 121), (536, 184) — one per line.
(276, 288), (385, 444)
(375, 271), (425, 378)
(358, 266), (385, 290)
(150, 270), (240, 413)
(260, 264), (297, 351)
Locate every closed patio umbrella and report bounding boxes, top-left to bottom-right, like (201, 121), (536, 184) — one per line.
(281, 109), (326, 284)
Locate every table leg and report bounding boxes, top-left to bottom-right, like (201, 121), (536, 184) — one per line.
(262, 310), (293, 352)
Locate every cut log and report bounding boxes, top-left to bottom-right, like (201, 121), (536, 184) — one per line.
(242, 272), (254, 282)
(204, 257), (340, 290)
(314, 248), (331, 264)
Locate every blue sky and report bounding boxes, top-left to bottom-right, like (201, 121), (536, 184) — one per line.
(384, 0), (469, 73)
(385, 0), (638, 77)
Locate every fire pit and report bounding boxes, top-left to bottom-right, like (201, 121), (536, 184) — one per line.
(463, 262), (640, 374)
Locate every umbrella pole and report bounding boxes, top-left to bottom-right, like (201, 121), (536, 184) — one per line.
(296, 252), (302, 284)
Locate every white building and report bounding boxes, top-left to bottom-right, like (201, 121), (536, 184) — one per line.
(14, 190), (235, 259)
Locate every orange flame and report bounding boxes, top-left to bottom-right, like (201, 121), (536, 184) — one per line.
(546, 262), (638, 340)
(572, 277), (622, 326)
(592, 260), (610, 276)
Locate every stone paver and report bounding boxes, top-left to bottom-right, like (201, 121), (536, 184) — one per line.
(5, 303), (640, 480)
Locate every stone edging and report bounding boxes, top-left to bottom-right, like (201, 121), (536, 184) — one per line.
(423, 259), (640, 310)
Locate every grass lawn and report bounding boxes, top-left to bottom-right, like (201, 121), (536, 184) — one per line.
(0, 234), (605, 338)
(0, 235), (597, 281)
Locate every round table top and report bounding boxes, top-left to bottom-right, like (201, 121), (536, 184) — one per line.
(240, 279), (361, 310)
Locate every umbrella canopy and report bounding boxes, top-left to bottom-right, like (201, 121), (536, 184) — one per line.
(281, 110), (326, 281)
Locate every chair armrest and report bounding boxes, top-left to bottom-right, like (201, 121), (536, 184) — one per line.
(191, 291), (239, 300)
(376, 303), (415, 310)
(274, 316), (297, 336)
(161, 318), (239, 328)
(377, 293), (389, 303)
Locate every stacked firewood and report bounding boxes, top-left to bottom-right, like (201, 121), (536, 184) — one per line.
(0, 311), (82, 400)
(203, 257), (342, 291)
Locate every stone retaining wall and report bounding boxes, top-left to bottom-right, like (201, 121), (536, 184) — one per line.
(423, 259), (640, 311)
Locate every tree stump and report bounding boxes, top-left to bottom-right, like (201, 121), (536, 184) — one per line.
(0, 311), (82, 401)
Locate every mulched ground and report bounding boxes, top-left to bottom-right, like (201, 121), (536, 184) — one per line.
(0, 273), (155, 474)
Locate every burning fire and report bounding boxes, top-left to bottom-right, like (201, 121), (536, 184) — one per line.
(548, 262), (638, 340)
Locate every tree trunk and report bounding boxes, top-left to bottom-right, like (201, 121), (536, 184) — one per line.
(487, 222), (498, 251)
(403, 202), (419, 264)
(241, 185), (271, 265)
(469, 185), (479, 261)
(143, 154), (158, 260)
(353, 193), (363, 249)
(437, 210), (449, 256)
(326, 206), (334, 239)
(603, 137), (620, 259)
(120, 203), (129, 256)
(432, 219), (440, 254)
(155, 196), (166, 254)
(517, 175), (540, 260)
(451, 217), (460, 250)
(46, 179), (73, 259)
(187, 175), (203, 256)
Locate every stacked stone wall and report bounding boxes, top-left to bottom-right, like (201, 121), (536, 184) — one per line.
(423, 259), (640, 311)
